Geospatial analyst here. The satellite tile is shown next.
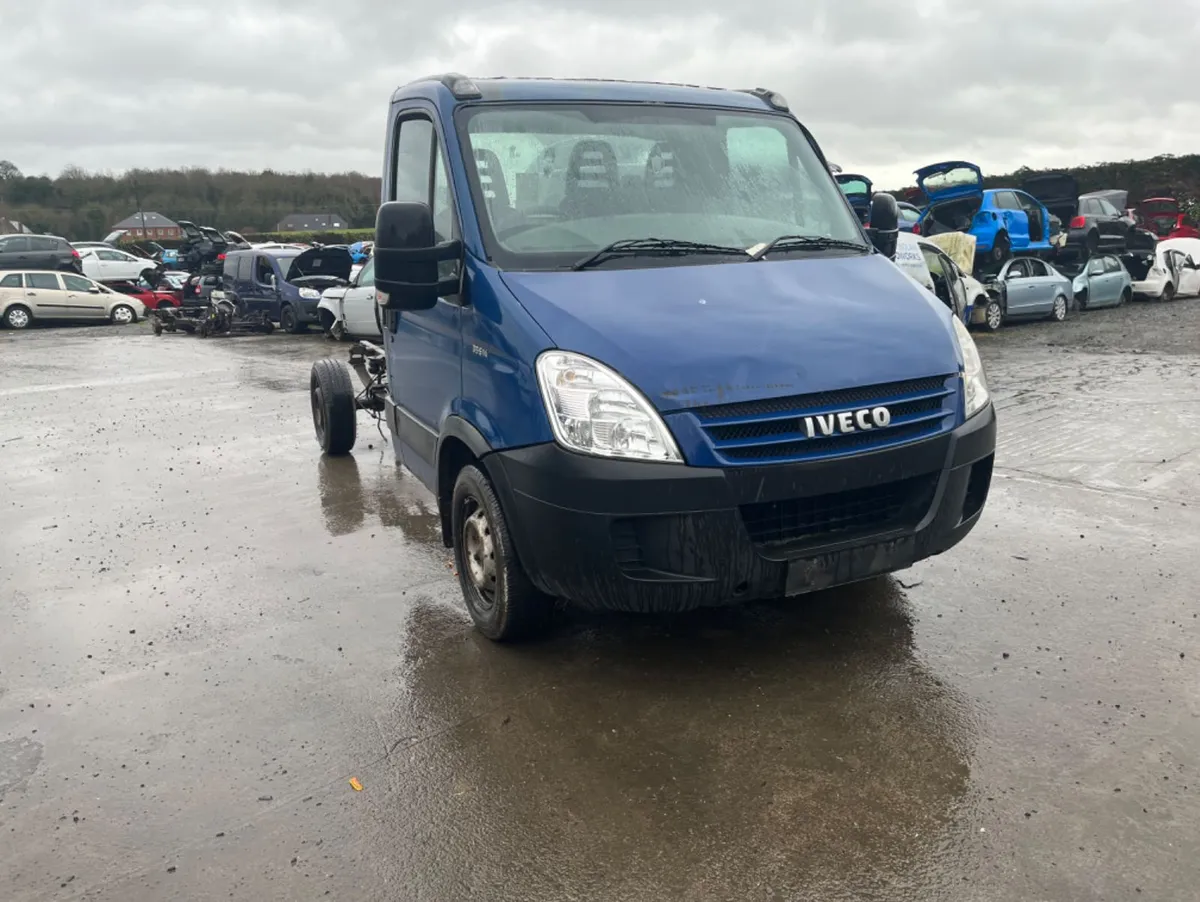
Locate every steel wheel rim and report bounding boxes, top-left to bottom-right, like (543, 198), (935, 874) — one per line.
(987, 303), (1002, 329)
(462, 504), (497, 607)
(113, 306), (133, 324)
(8, 309), (29, 328)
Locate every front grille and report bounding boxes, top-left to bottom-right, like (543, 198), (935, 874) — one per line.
(740, 473), (938, 547)
(693, 375), (957, 465)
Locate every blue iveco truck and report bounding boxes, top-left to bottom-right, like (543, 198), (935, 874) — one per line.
(309, 74), (996, 641)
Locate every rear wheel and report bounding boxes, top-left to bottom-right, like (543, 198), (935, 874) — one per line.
(110, 304), (136, 325)
(983, 299), (1004, 332)
(1162, 283), (1176, 302)
(990, 232), (1010, 265)
(310, 358), (357, 455)
(4, 305), (32, 329)
(452, 464), (551, 641)
(1050, 295), (1068, 322)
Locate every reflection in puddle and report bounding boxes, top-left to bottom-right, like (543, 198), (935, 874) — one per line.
(316, 453), (440, 546)
(389, 578), (980, 899)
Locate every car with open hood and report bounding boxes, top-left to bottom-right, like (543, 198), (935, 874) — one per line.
(834, 173), (873, 224)
(318, 255), (381, 340)
(307, 74), (997, 642)
(915, 161), (1054, 268)
(1021, 174), (1142, 256)
(1123, 239), (1200, 301)
(222, 245), (352, 332)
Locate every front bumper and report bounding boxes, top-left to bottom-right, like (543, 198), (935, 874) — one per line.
(487, 404), (997, 612)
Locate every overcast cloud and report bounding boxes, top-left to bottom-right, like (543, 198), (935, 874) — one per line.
(4, 0), (1198, 187)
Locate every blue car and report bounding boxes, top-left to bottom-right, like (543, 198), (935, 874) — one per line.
(310, 74), (997, 640)
(835, 173), (873, 224)
(222, 246), (352, 333)
(897, 201), (923, 233)
(916, 161), (1055, 267)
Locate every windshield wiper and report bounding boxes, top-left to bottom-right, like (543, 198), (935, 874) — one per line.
(571, 237), (748, 271)
(747, 235), (869, 261)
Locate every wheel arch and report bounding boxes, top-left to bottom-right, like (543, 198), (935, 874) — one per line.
(436, 416), (494, 548)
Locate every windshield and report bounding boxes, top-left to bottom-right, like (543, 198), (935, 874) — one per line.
(458, 103), (865, 270)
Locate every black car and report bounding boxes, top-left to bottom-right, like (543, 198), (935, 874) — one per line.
(0, 234), (82, 273)
(1021, 174), (1141, 256)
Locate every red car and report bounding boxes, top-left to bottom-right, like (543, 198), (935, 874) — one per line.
(107, 280), (182, 310)
(1137, 197), (1200, 240)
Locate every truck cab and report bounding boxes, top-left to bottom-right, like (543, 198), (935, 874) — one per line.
(313, 74), (996, 641)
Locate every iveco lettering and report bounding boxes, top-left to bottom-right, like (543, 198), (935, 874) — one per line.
(309, 74), (997, 641)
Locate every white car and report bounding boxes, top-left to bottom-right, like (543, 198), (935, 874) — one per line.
(1126, 241), (1200, 301)
(892, 231), (991, 327)
(78, 246), (160, 283)
(317, 256), (380, 339)
(0, 270), (145, 329)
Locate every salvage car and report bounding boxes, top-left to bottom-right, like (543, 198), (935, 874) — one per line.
(1124, 240), (1200, 301)
(317, 257), (380, 339)
(0, 234), (82, 273)
(983, 257), (1072, 322)
(897, 201), (922, 233)
(835, 173), (872, 224)
(222, 245), (352, 333)
(1137, 197), (1200, 240)
(78, 246), (162, 283)
(0, 271), (144, 329)
(923, 232), (996, 331)
(1021, 174), (1140, 256)
(107, 279), (181, 310)
(916, 161), (1054, 266)
(1059, 254), (1133, 309)
(309, 74), (996, 642)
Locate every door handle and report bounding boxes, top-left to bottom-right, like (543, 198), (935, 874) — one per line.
(26, 291), (36, 296)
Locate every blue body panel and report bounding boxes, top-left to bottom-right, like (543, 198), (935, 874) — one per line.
(381, 77), (968, 485)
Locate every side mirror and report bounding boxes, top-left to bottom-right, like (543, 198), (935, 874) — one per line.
(374, 201), (462, 310)
(88, 286), (101, 294)
(865, 192), (899, 259)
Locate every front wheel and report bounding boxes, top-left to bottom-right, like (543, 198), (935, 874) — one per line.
(452, 464), (551, 642)
(983, 299), (1004, 332)
(1162, 283), (1176, 302)
(280, 304), (306, 334)
(310, 358), (356, 455)
(1119, 287), (1131, 306)
(110, 304), (137, 325)
(1050, 295), (1068, 322)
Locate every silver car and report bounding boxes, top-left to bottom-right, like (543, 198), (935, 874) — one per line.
(993, 257), (1072, 322)
(1066, 254), (1133, 310)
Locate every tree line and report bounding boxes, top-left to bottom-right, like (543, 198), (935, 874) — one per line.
(2, 153), (1198, 242)
(0, 161), (381, 240)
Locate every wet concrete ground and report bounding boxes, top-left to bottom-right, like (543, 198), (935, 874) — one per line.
(2, 300), (1198, 901)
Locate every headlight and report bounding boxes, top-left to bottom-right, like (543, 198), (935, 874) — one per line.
(535, 351), (682, 463)
(298, 287), (321, 299)
(951, 316), (990, 418)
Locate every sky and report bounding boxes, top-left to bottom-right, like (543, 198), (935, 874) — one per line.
(4, 0), (1198, 188)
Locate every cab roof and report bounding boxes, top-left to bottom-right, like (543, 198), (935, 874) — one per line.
(390, 74), (782, 112)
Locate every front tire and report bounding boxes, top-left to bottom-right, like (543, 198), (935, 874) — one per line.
(1119, 287), (1131, 306)
(4, 304), (32, 329)
(1050, 295), (1068, 322)
(1162, 283), (1176, 302)
(982, 298), (1004, 332)
(280, 304), (306, 334)
(110, 304), (137, 325)
(310, 358), (357, 455)
(451, 464), (551, 642)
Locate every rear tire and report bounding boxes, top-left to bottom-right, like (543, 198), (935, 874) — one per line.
(452, 464), (551, 642)
(990, 232), (1010, 265)
(1162, 283), (1176, 302)
(1050, 295), (1068, 322)
(4, 304), (32, 329)
(310, 358), (357, 455)
(110, 304), (137, 325)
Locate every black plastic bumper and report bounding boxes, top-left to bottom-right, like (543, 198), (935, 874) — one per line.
(486, 404), (997, 612)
